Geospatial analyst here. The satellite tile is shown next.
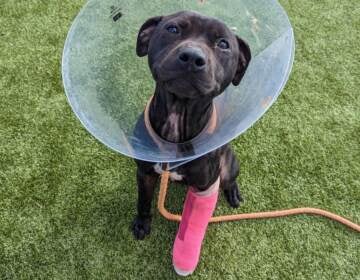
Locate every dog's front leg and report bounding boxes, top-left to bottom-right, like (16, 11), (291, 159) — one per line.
(132, 164), (158, 240)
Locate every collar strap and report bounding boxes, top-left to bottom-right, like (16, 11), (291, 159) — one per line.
(144, 95), (217, 149)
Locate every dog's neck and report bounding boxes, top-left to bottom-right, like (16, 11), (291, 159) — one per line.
(149, 84), (213, 143)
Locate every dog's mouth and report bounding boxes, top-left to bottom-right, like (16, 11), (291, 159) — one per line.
(152, 65), (218, 98)
(163, 78), (214, 98)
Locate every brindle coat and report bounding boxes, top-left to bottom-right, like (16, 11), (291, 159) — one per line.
(132, 11), (251, 240)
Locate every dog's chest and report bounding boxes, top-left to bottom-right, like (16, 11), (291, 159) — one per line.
(161, 112), (181, 142)
(153, 163), (184, 181)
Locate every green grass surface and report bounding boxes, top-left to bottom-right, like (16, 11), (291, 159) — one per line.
(1, 0), (359, 279)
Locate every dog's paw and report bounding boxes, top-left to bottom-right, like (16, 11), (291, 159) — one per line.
(132, 216), (151, 240)
(224, 185), (243, 208)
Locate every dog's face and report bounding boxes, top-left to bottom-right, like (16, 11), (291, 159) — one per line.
(136, 11), (251, 99)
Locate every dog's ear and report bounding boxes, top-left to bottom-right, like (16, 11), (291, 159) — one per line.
(136, 16), (163, 57)
(232, 36), (251, 86)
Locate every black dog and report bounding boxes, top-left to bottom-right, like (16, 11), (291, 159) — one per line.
(132, 11), (251, 240)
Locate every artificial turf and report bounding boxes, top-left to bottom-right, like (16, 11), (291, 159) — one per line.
(0, 0), (359, 279)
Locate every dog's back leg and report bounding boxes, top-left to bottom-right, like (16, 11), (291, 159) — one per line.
(219, 145), (243, 208)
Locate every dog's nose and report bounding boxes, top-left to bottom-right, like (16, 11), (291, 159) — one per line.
(178, 47), (206, 71)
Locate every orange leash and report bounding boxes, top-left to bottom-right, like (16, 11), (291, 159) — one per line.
(146, 97), (359, 232)
(158, 170), (360, 232)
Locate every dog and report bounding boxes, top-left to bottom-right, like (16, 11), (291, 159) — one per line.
(132, 11), (251, 240)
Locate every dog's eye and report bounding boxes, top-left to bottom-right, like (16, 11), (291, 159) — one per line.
(217, 39), (230, 49)
(166, 25), (179, 34)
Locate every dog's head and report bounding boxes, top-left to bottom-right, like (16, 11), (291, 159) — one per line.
(136, 11), (251, 99)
